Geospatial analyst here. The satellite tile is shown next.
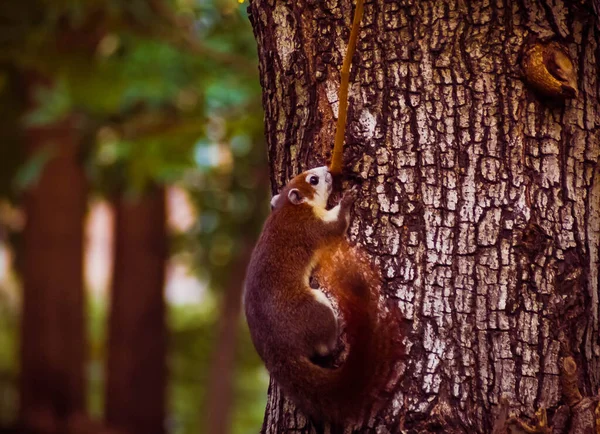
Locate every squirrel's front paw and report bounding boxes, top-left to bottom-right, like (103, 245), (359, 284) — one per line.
(341, 186), (358, 208)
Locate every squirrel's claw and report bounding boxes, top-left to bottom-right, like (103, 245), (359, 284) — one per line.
(341, 186), (358, 207)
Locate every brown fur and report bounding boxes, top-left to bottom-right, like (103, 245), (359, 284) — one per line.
(244, 168), (403, 424)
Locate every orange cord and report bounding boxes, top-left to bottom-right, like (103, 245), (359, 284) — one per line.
(329, 0), (364, 175)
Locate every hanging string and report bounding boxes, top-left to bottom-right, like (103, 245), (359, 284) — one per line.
(329, 0), (365, 175)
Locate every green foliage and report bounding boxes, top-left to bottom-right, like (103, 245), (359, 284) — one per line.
(13, 145), (55, 191)
(23, 79), (72, 127)
(2, 0), (261, 194)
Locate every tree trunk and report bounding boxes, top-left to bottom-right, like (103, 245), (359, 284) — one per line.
(248, 0), (600, 432)
(21, 77), (88, 433)
(105, 187), (167, 434)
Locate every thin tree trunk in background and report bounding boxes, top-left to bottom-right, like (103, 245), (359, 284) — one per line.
(204, 242), (253, 434)
(21, 77), (87, 433)
(105, 187), (167, 434)
(249, 0), (600, 432)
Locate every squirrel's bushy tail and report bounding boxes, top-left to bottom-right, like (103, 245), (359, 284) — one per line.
(277, 242), (404, 424)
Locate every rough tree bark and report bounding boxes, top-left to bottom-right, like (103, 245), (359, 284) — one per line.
(105, 187), (167, 434)
(21, 76), (88, 433)
(248, 0), (600, 432)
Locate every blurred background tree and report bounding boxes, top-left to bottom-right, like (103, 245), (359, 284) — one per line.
(0, 1), (269, 433)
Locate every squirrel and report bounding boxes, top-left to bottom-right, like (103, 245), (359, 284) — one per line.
(243, 165), (401, 424)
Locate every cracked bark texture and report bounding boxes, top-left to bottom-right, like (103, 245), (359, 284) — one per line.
(248, 0), (600, 432)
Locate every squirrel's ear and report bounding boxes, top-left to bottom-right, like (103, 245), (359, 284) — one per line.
(270, 194), (280, 210)
(288, 188), (305, 205)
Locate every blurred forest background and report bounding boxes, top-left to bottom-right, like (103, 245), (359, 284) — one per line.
(0, 1), (269, 434)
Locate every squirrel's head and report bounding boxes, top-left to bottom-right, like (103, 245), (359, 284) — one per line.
(270, 166), (332, 211)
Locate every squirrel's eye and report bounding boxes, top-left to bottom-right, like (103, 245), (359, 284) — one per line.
(309, 176), (319, 185)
